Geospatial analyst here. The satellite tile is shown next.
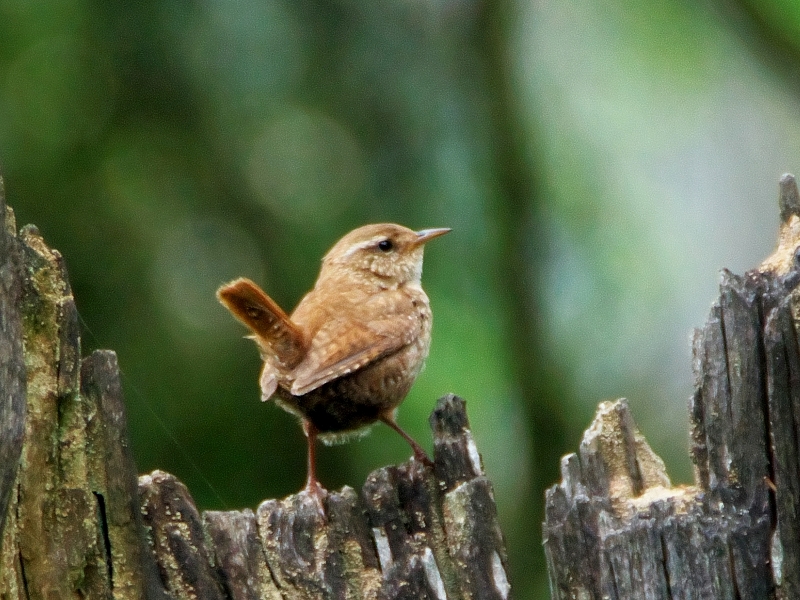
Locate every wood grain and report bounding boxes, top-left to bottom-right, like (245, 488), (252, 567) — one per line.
(0, 188), (512, 599)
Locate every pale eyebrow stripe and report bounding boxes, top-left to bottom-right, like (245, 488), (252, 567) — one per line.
(339, 236), (385, 260)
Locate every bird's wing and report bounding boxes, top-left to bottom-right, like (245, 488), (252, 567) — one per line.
(289, 315), (415, 396)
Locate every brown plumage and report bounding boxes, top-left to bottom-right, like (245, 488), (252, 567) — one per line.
(217, 223), (450, 501)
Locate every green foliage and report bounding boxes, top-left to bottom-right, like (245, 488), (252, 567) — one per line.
(3, 0), (800, 597)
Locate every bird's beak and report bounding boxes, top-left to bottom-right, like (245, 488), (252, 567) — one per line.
(412, 227), (451, 248)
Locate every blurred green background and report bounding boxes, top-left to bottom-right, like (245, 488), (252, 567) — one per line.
(3, 0), (800, 597)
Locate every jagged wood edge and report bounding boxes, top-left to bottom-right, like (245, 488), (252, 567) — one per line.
(138, 394), (512, 600)
(0, 192), (513, 600)
(543, 176), (800, 599)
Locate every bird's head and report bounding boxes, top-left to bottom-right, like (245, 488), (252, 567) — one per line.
(319, 223), (450, 288)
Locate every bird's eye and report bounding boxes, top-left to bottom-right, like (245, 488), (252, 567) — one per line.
(378, 239), (393, 252)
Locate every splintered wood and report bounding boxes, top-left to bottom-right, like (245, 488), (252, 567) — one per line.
(136, 395), (512, 600)
(0, 182), (512, 599)
(544, 174), (800, 599)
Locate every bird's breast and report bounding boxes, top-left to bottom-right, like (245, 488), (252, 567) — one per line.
(275, 286), (433, 434)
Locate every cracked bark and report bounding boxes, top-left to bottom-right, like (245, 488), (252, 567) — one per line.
(543, 174), (800, 599)
(0, 180), (512, 600)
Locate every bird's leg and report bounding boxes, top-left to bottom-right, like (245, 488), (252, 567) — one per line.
(301, 419), (327, 514)
(379, 411), (434, 467)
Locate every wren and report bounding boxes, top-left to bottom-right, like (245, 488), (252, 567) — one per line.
(217, 223), (450, 501)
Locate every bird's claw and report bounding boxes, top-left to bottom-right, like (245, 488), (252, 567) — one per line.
(303, 478), (328, 519)
(413, 448), (435, 469)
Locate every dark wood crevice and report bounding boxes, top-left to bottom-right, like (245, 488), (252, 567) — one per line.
(544, 174), (800, 599)
(0, 180), (513, 599)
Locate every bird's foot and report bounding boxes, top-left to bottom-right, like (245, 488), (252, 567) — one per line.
(412, 445), (434, 469)
(302, 477), (328, 519)
(379, 413), (434, 469)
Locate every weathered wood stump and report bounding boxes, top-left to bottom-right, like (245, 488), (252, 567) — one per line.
(543, 174), (800, 599)
(0, 182), (512, 600)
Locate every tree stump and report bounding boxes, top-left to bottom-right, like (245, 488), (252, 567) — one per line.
(543, 174), (800, 599)
(0, 181), (512, 600)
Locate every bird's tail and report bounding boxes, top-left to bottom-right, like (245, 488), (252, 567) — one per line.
(216, 277), (307, 368)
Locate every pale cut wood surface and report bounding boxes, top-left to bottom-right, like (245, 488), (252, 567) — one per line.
(543, 174), (800, 599)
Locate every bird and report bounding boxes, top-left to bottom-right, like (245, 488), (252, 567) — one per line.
(216, 223), (450, 502)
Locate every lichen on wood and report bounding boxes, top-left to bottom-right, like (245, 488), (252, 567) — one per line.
(136, 396), (512, 600)
(544, 174), (800, 599)
(0, 180), (512, 599)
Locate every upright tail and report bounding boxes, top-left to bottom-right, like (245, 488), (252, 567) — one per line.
(216, 278), (307, 368)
